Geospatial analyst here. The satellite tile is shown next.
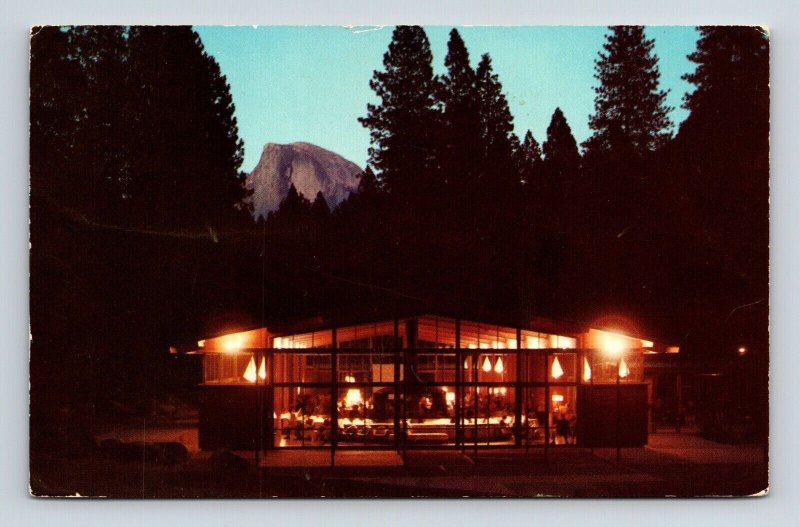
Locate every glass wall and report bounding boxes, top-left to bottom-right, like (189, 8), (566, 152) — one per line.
(199, 315), (649, 451)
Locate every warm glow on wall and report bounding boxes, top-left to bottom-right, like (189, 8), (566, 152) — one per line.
(583, 357), (592, 381)
(482, 356), (492, 372)
(494, 356), (504, 373)
(551, 356), (564, 379)
(618, 357), (630, 379)
(243, 356), (257, 383)
(445, 390), (455, 404)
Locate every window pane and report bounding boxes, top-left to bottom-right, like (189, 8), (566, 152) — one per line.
(274, 386), (332, 447)
(409, 351), (456, 383)
(549, 352), (577, 382)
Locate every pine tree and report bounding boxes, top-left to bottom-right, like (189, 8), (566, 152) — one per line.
(668, 26), (769, 296)
(583, 26), (673, 158)
(518, 129), (543, 187)
(438, 28), (482, 189)
(126, 26), (248, 228)
(356, 167), (381, 197)
(359, 26), (440, 198)
(31, 26), (133, 222)
(542, 108), (581, 179)
(680, 26), (768, 159)
(475, 53), (518, 190)
(311, 191), (331, 220)
(274, 183), (311, 220)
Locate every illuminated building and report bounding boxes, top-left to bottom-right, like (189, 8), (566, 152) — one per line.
(184, 312), (676, 452)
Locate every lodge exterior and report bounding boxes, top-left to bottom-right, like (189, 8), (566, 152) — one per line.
(189, 312), (678, 454)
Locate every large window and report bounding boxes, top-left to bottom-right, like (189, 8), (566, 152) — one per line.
(199, 315), (649, 451)
(274, 386), (332, 447)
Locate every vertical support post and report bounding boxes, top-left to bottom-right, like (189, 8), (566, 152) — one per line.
(473, 350), (478, 457)
(455, 318), (461, 448)
(403, 319), (417, 465)
(544, 351), (550, 463)
(676, 373), (683, 433)
(393, 318), (401, 451)
(616, 358), (621, 464)
(255, 349), (262, 467)
(589, 350), (594, 453)
(514, 327), (522, 448)
(331, 327), (337, 468)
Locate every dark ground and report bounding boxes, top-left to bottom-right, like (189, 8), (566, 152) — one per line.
(30, 423), (767, 498)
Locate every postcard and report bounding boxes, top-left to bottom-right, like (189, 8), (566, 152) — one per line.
(29, 25), (769, 497)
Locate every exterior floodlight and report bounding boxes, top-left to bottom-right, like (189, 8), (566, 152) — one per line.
(223, 334), (244, 352)
(601, 332), (626, 356)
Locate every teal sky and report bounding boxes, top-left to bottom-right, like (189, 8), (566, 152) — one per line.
(195, 26), (700, 172)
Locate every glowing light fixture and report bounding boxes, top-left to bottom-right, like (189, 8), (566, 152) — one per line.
(738, 346), (747, 356)
(243, 356), (257, 383)
(552, 394), (564, 402)
(223, 334), (244, 352)
(583, 357), (592, 382)
(197, 339), (205, 348)
(482, 356), (492, 372)
(494, 356), (505, 374)
(344, 388), (363, 407)
(551, 356), (564, 379)
(600, 332), (626, 356)
(344, 375), (355, 383)
(463, 357), (470, 370)
(258, 357), (267, 380)
(618, 357), (630, 379)
(445, 391), (455, 404)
